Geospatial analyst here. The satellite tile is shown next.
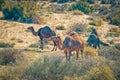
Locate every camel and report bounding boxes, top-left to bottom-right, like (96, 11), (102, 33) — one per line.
(27, 26), (57, 51)
(53, 31), (84, 60)
(87, 29), (109, 49)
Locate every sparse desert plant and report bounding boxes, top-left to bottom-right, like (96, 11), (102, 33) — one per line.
(114, 43), (120, 50)
(106, 27), (120, 37)
(0, 48), (22, 65)
(84, 47), (98, 57)
(29, 43), (39, 48)
(0, 42), (15, 48)
(73, 10), (84, 15)
(17, 39), (24, 43)
(56, 25), (66, 30)
(86, 26), (95, 32)
(98, 46), (120, 61)
(69, 23), (88, 34)
(101, 15), (108, 22)
(89, 20), (102, 26)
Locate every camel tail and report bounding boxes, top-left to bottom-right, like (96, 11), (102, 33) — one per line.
(100, 41), (109, 46)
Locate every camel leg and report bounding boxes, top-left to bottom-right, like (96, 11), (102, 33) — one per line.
(51, 41), (57, 51)
(68, 50), (71, 61)
(76, 50), (79, 60)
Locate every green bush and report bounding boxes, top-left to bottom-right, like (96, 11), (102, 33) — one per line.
(29, 43), (38, 48)
(21, 55), (99, 80)
(56, 25), (66, 30)
(0, 48), (22, 65)
(114, 43), (120, 50)
(69, 0), (93, 14)
(0, 42), (15, 48)
(109, 11), (120, 26)
(1, 1), (40, 23)
(82, 64), (116, 80)
(89, 20), (102, 26)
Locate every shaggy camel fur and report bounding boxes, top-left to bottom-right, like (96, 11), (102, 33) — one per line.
(54, 31), (84, 60)
(27, 26), (57, 51)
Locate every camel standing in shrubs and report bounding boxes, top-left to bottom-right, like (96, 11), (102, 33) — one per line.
(27, 26), (57, 51)
(53, 31), (84, 60)
(87, 28), (109, 49)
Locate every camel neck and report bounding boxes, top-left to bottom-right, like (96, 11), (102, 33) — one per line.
(30, 28), (37, 36)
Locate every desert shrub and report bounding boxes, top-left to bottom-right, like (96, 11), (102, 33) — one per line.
(0, 66), (21, 80)
(86, 26), (95, 32)
(106, 27), (120, 37)
(21, 55), (99, 80)
(0, 0), (5, 11)
(0, 48), (22, 65)
(82, 64), (116, 80)
(0, 42), (15, 48)
(114, 43), (120, 50)
(73, 10), (84, 15)
(101, 0), (111, 4)
(84, 47), (98, 57)
(89, 20), (102, 26)
(101, 15), (107, 21)
(109, 10), (120, 26)
(98, 46), (120, 61)
(17, 39), (24, 43)
(69, 23), (88, 34)
(69, 0), (93, 14)
(1, 1), (41, 23)
(56, 25), (66, 30)
(29, 43), (39, 48)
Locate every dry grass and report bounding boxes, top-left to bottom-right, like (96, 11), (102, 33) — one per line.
(84, 47), (98, 57)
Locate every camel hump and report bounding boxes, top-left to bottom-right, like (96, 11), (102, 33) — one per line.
(38, 26), (53, 36)
(62, 36), (81, 50)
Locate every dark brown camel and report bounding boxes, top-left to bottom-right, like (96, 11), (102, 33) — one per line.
(27, 26), (57, 51)
(53, 31), (84, 60)
(87, 28), (109, 49)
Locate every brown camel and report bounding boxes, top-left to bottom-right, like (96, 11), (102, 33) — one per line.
(53, 31), (84, 60)
(27, 26), (57, 51)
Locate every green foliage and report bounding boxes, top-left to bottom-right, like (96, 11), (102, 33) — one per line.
(106, 27), (120, 37)
(0, 48), (22, 65)
(101, 0), (111, 4)
(89, 20), (102, 26)
(98, 46), (120, 61)
(0, 42), (15, 48)
(29, 43), (38, 48)
(21, 55), (99, 80)
(109, 11), (120, 26)
(82, 64), (116, 80)
(0, 0), (5, 10)
(1, 1), (40, 23)
(56, 25), (66, 30)
(114, 43), (120, 50)
(69, 0), (93, 14)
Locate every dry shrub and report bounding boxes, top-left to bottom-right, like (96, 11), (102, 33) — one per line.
(101, 15), (108, 22)
(0, 48), (23, 65)
(73, 10), (84, 15)
(84, 47), (98, 57)
(69, 23), (87, 34)
(89, 20), (103, 26)
(82, 64), (116, 80)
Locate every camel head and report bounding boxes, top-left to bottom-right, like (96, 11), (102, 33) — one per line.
(27, 26), (38, 36)
(52, 35), (62, 50)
